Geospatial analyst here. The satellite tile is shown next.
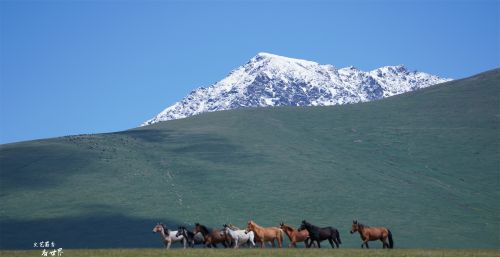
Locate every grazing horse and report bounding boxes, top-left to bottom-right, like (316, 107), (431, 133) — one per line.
(176, 226), (204, 247)
(152, 223), (186, 249)
(350, 220), (393, 249)
(246, 220), (283, 248)
(221, 224), (256, 248)
(298, 220), (341, 248)
(279, 222), (312, 248)
(193, 223), (229, 248)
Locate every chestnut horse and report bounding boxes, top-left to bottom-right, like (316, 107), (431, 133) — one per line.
(279, 222), (312, 248)
(350, 220), (393, 249)
(246, 220), (283, 248)
(193, 223), (229, 248)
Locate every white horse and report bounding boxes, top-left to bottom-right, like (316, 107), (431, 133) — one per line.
(221, 224), (255, 248)
(152, 223), (186, 249)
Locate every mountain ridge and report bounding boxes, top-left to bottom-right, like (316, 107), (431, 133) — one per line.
(143, 52), (451, 126)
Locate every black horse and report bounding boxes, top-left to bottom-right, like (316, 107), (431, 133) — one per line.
(298, 220), (341, 248)
(176, 226), (204, 247)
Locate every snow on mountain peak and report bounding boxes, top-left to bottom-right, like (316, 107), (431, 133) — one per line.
(142, 53), (452, 126)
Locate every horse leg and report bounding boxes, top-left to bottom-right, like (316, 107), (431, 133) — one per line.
(381, 237), (390, 249)
(317, 240), (321, 248)
(271, 239), (276, 248)
(166, 240), (172, 249)
(328, 238), (335, 248)
(364, 241), (370, 249)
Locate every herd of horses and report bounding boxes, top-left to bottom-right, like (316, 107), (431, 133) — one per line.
(152, 220), (394, 249)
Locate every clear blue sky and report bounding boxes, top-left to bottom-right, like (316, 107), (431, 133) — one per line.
(1, 0), (498, 144)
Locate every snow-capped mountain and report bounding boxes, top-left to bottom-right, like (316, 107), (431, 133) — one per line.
(142, 52), (451, 126)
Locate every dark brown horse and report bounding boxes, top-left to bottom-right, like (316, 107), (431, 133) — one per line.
(193, 223), (230, 248)
(298, 220), (341, 248)
(350, 220), (393, 248)
(279, 222), (312, 248)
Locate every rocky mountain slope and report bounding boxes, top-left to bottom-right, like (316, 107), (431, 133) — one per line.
(143, 52), (451, 125)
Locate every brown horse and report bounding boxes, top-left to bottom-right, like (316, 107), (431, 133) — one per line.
(279, 222), (312, 248)
(193, 223), (230, 248)
(246, 220), (283, 248)
(350, 220), (393, 249)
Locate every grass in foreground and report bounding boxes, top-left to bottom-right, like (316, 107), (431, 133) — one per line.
(1, 249), (499, 257)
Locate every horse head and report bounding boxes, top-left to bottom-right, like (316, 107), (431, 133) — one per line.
(246, 220), (254, 230)
(280, 222), (289, 232)
(220, 225), (230, 237)
(193, 223), (200, 234)
(193, 223), (210, 236)
(350, 220), (360, 234)
(152, 223), (163, 233)
(298, 220), (308, 231)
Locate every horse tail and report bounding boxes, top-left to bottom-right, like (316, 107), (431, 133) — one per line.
(336, 229), (342, 244)
(387, 229), (394, 249)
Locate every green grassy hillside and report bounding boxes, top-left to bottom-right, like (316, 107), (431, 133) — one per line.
(1, 69), (499, 249)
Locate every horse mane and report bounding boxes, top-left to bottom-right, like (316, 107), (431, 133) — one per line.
(161, 224), (170, 233)
(248, 220), (261, 228)
(303, 220), (319, 230)
(179, 226), (193, 237)
(228, 224), (240, 231)
(198, 224), (210, 235)
(282, 224), (295, 232)
(358, 223), (369, 229)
